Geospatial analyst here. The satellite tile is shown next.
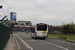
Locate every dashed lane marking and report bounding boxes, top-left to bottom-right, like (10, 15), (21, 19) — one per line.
(14, 36), (21, 49)
(16, 35), (33, 50)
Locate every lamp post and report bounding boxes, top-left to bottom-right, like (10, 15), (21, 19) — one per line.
(0, 6), (3, 9)
(0, 6), (4, 19)
(0, 15), (2, 19)
(0, 5), (6, 16)
(7, 7), (11, 20)
(0, 15), (2, 17)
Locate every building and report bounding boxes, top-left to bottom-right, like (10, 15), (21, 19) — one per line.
(9, 20), (32, 32)
(17, 21), (32, 27)
(48, 26), (62, 34)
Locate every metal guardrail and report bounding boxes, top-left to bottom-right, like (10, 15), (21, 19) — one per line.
(0, 16), (11, 50)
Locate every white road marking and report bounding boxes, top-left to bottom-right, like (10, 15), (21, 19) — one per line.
(16, 35), (33, 50)
(48, 38), (75, 45)
(14, 36), (21, 49)
(26, 46), (30, 49)
(40, 40), (69, 50)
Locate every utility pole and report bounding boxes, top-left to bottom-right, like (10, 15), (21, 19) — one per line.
(7, 7), (11, 20)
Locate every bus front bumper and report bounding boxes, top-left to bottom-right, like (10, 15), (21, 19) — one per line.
(35, 36), (48, 38)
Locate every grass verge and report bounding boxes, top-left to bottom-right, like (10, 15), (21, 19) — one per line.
(48, 34), (75, 41)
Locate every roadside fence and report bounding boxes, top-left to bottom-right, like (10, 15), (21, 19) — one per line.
(0, 16), (11, 50)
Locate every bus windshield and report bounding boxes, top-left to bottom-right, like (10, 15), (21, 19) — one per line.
(37, 24), (47, 31)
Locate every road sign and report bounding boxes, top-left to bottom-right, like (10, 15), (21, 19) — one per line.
(10, 12), (16, 21)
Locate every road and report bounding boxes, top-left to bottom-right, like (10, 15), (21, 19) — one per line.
(14, 32), (75, 50)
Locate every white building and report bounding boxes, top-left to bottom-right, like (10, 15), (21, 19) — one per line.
(18, 21), (32, 27)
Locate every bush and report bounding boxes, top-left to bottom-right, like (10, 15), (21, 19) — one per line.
(59, 36), (67, 40)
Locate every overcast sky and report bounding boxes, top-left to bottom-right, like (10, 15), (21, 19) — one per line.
(0, 0), (75, 25)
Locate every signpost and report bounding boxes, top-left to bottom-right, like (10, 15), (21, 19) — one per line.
(10, 12), (16, 21)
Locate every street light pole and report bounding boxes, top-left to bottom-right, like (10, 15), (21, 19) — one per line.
(0, 5), (6, 19)
(0, 15), (2, 18)
(7, 7), (11, 20)
(0, 15), (2, 17)
(0, 5), (5, 15)
(0, 5), (3, 9)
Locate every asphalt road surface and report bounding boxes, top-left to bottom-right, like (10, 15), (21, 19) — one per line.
(14, 32), (75, 50)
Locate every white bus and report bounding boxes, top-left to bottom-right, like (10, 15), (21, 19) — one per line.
(31, 23), (48, 39)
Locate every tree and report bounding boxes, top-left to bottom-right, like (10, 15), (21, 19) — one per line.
(62, 24), (70, 33)
(62, 22), (75, 34)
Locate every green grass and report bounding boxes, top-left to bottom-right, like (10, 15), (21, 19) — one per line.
(66, 35), (75, 41)
(48, 34), (75, 41)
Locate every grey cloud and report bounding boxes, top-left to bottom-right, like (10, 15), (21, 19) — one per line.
(0, 0), (75, 25)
